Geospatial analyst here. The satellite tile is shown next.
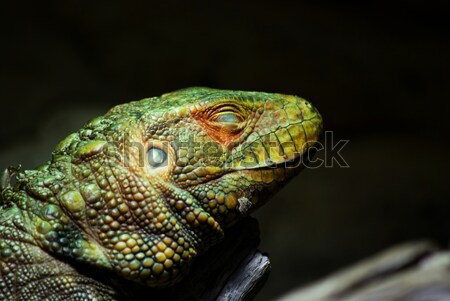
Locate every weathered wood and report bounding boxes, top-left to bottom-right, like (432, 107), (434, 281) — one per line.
(280, 240), (450, 301)
(216, 251), (271, 301)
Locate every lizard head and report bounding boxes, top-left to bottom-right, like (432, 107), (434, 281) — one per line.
(23, 87), (322, 287)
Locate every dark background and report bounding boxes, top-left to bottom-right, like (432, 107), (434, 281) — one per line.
(1, 1), (449, 299)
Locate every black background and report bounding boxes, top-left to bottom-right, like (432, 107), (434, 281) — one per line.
(1, 1), (449, 299)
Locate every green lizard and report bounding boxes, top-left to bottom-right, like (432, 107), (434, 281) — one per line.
(0, 87), (322, 300)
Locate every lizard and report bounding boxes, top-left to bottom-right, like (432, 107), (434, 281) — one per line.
(0, 87), (322, 301)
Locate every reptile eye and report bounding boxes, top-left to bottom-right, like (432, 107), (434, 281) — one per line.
(147, 147), (167, 168)
(214, 112), (242, 124)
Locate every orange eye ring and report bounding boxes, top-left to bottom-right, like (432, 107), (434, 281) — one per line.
(192, 103), (249, 147)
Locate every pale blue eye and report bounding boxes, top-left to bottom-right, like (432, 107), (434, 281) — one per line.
(147, 147), (167, 167)
(215, 113), (241, 123)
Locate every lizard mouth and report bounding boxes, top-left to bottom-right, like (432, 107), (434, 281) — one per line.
(222, 146), (320, 216)
(264, 143), (319, 170)
(231, 140), (319, 172)
(186, 139), (321, 189)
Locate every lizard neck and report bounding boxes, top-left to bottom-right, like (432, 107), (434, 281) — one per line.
(2, 162), (112, 270)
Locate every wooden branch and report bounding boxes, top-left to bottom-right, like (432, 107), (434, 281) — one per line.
(280, 240), (450, 301)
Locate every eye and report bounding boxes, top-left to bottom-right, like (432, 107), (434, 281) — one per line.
(214, 112), (242, 124)
(147, 147), (167, 168)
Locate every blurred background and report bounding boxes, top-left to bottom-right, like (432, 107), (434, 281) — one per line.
(1, 1), (449, 299)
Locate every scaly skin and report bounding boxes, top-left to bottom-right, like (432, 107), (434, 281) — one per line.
(0, 87), (322, 300)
